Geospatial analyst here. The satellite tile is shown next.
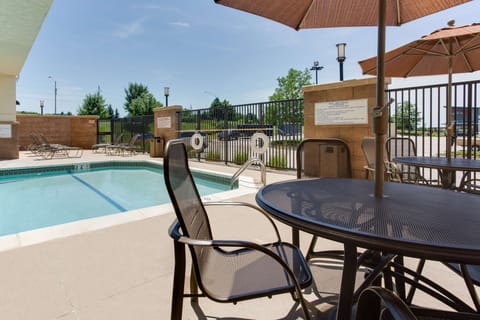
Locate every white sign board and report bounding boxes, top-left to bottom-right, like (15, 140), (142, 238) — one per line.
(157, 117), (171, 129)
(315, 98), (368, 125)
(0, 124), (12, 138)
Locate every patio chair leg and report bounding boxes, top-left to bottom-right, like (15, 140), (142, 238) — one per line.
(190, 265), (199, 302)
(460, 264), (480, 311)
(171, 241), (186, 320)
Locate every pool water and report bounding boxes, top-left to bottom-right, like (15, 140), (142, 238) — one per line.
(0, 165), (231, 236)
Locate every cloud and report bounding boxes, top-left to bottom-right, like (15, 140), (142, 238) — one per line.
(170, 21), (190, 28)
(113, 20), (145, 39)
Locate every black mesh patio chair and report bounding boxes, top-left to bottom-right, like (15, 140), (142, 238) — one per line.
(296, 138), (352, 261)
(458, 175), (480, 195)
(165, 140), (313, 320)
(443, 263), (480, 312)
(355, 287), (417, 320)
(385, 137), (434, 185)
(356, 286), (480, 320)
(361, 136), (401, 182)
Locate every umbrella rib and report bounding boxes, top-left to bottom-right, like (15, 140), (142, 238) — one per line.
(396, 0), (401, 25)
(295, 2), (314, 30)
(453, 36), (473, 72)
(453, 33), (480, 55)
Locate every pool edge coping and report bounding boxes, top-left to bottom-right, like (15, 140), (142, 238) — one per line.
(0, 160), (260, 253)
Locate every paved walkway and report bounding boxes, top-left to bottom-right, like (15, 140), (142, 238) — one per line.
(0, 151), (475, 319)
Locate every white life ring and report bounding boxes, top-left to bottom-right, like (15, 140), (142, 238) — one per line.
(250, 132), (269, 154)
(190, 133), (204, 151)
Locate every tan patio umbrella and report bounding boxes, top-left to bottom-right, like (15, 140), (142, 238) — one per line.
(359, 22), (480, 160)
(214, 0), (470, 197)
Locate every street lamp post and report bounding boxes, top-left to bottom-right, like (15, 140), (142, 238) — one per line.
(310, 61), (324, 84)
(48, 76), (57, 114)
(164, 87), (169, 106)
(336, 43), (346, 81)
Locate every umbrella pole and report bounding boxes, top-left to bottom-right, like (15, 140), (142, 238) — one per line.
(446, 54), (453, 160)
(373, 0), (387, 198)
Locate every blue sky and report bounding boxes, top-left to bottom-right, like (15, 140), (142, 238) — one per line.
(16, 0), (480, 116)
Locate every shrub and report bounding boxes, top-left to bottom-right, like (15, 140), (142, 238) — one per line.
(206, 151), (221, 161)
(233, 151), (249, 165)
(267, 155), (287, 169)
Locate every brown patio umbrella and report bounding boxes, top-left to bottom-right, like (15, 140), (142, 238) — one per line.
(214, 0), (470, 197)
(359, 22), (480, 160)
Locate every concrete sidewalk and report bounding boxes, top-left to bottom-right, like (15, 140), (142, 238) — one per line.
(0, 151), (475, 319)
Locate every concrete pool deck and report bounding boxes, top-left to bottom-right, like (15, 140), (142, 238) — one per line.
(0, 150), (476, 319)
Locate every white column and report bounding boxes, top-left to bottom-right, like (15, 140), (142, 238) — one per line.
(0, 74), (16, 122)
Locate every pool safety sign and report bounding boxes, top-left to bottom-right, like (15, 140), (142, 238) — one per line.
(0, 124), (12, 138)
(157, 117), (171, 128)
(315, 98), (368, 125)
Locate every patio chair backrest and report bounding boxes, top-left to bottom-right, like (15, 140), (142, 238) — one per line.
(164, 140), (213, 263)
(386, 137), (419, 182)
(361, 136), (377, 172)
(113, 132), (124, 144)
(126, 134), (139, 146)
(296, 138), (352, 179)
(386, 137), (417, 159)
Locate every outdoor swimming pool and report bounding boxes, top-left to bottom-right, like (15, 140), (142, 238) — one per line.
(0, 161), (233, 237)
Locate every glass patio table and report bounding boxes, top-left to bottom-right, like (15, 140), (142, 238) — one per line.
(394, 156), (480, 189)
(256, 178), (480, 320)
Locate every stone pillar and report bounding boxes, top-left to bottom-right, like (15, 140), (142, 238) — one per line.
(0, 74), (19, 159)
(302, 78), (390, 178)
(153, 105), (182, 143)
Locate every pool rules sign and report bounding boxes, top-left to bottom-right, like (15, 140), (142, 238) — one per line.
(314, 98), (368, 125)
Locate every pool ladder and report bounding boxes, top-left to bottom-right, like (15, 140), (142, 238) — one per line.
(230, 157), (266, 189)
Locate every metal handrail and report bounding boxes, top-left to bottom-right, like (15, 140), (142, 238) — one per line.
(230, 157), (266, 189)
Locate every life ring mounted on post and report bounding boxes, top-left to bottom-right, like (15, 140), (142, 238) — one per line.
(190, 132), (204, 151)
(250, 132), (269, 154)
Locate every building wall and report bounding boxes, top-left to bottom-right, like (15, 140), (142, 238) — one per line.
(303, 78), (390, 178)
(16, 114), (98, 150)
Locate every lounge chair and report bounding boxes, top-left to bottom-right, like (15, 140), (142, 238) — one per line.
(92, 133), (124, 153)
(35, 133), (83, 159)
(165, 140), (313, 320)
(106, 134), (139, 156)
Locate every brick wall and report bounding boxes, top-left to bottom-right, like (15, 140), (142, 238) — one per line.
(17, 114), (98, 150)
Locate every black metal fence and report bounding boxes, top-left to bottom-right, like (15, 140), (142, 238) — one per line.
(96, 79), (480, 171)
(386, 79), (479, 160)
(97, 115), (154, 153)
(178, 99), (304, 169)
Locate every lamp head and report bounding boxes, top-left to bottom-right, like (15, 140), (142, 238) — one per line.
(336, 43), (346, 62)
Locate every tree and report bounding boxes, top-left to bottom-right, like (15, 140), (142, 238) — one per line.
(128, 92), (162, 115)
(265, 68), (311, 125)
(392, 102), (421, 131)
(208, 97), (236, 121)
(269, 68), (312, 101)
(77, 93), (109, 118)
(107, 105), (114, 119)
(123, 83), (162, 116)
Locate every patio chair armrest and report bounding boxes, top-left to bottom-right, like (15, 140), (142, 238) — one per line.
(168, 219), (309, 315)
(384, 161), (402, 182)
(356, 286), (417, 320)
(203, 201), (282, 241)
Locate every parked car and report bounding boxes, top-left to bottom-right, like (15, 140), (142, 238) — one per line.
(218, 129), (239, 141)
